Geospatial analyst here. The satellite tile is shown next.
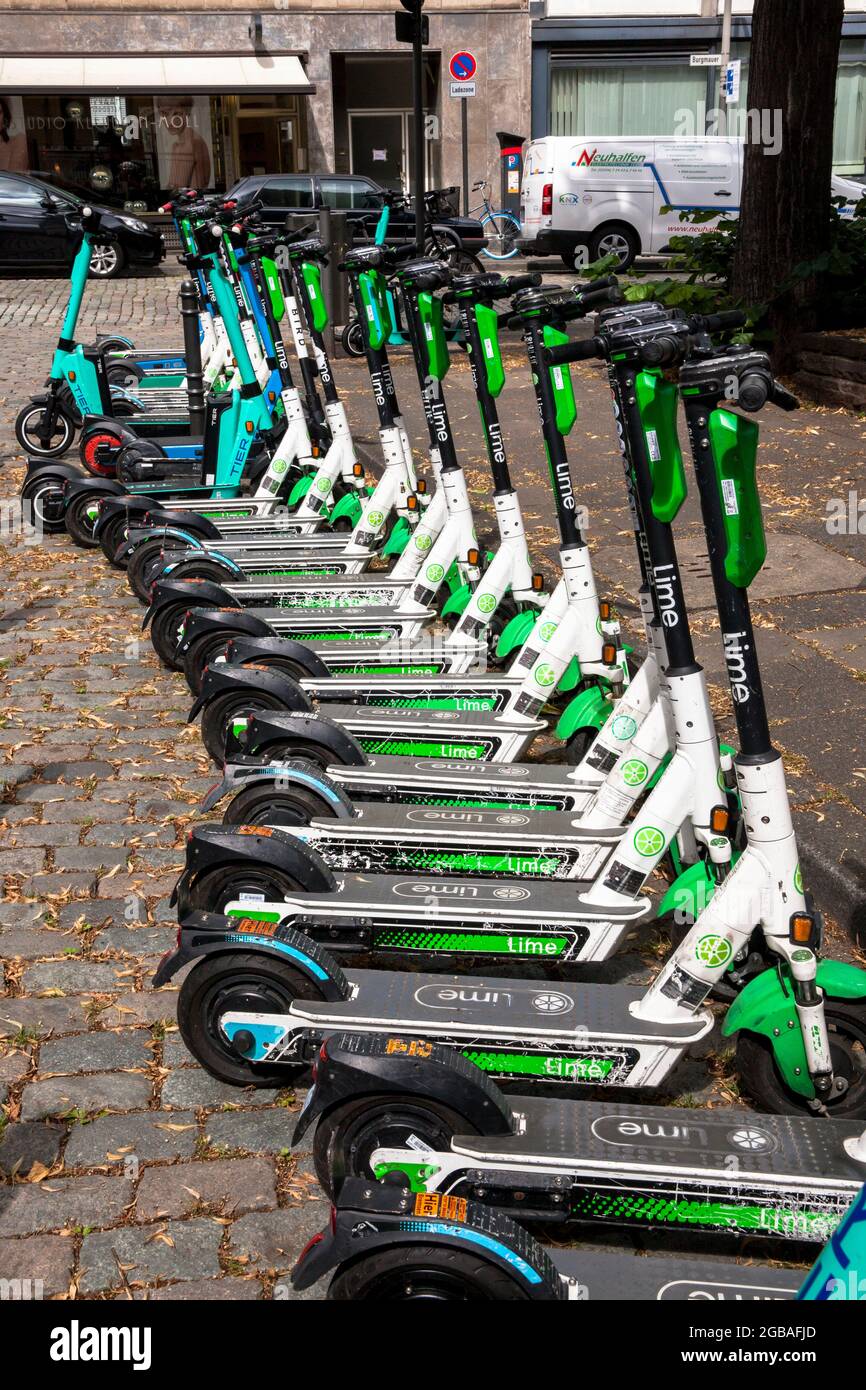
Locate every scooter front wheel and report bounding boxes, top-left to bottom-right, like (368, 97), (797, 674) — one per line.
(327, 1244), (531, 1301)
(312, 1094), (473, 1199)
(177, 950), (320, 1087)
(737, 999), (866, 1117)
(16, 403), (74, 458)
(340, 320), (365, 358)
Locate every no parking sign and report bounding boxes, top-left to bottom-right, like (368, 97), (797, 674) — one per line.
(449, 51), (477, 82)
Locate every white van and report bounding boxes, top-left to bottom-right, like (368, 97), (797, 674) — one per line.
(520, 135), (862, 270)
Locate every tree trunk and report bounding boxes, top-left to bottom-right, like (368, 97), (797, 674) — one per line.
(730, 0), (844, 370)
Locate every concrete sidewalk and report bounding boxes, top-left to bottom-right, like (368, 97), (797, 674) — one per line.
(0, 275), (863, 1299)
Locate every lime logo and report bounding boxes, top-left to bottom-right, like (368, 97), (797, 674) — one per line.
(612, 714), (637, 741)
(534, 662), (556, 688)
(316, 476), (331, 493)
(272, 459), (288, 474)
(367, 510), (384, 528)
(633, 825), (664, 857)
(477, 593), (496, 614)
(729, 1128), (772, 1152)
(710, 836), (728, 848)
(621, 759), (647, 787)
(414, 532), (433, 552)
(794, 864), (803, 894)
(426, 563), (445, 583)
(540, 621), (557, 641)
(695, 934), (733, 968)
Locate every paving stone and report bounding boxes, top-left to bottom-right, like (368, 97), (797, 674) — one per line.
(79, 1217), (222, 1293)
(0, 997), (88, 1039)
(228, 1189), (327, 1273)
(0, 1232), (74, 1297)
(0, 763), (35, 790)
(0, 850), (46, 874)
(0, 926), (67, 960)
(63, 1109), (198, 1168)
(38, 1029), (151, 1075)
(54, 848), (129, 871)
(0, 902), (43, 927)
(21, 872), (97, 895)
(20, 1071), (152, 1120)
(98, 991), (178, 1028)
(162, 1032), (198, 1067)
(136, 1157), (277, 1221)
(202, 1105), (299, 1156)
(133, 1275), (263, 1300)
(2, 825), (80, 847)
(0, 1172), (133, 1236)
(161, 1070), (281, 1111)
(23, 959), (127, 994)
(94, 925), (175, 957)
(0, 1050), (30, 1102)
(41, 761), (115, 781)
(57, 899), (126, 931)
(0, 1120), (65, 1177)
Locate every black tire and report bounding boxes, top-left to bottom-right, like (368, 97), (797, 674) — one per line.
(164, 558), (239, 586)
(244, 738), (344, 772)
(15, 402), (74, 458)
(199, 689), (287, 766)
(562, 725), (597, 767)
(105, 360), (145, 390)
(340, 320), (365, 359)
(587, 223), (639, 272)
(20, 473), (68, 533)
(80, 424), (126, 477)
(177, 949), (321, 1087)
(89, 241), (126, 280)
(183, 628), (246, 697)
(98, 511), (135, 565)
(185, 861), (307, 916)
(327, 1245), (530, 1301)
(223, 781), (340, 830)
(127, 537), (171, 603)
(65, 490), (107, 548)
(233, 651), (310, 682)
(737, 999), (866, 1117)
(560, 245), (584, 271)
(313, 1094), (472, 1199)
(151, 602), (196, 669)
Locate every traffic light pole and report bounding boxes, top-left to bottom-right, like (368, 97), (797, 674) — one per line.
(413, 6), (425, 251)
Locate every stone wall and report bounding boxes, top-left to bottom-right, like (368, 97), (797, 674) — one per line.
(794, 332), (866, 411)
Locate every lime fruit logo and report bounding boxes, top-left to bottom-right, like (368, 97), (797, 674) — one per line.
(621, 759), (648, 787)
(633, 825), (664, 857)
(534, 663), (556, 688)
(612, 714), (637, 741)
(272, 458), (288, 475)
(540, 621), (557, 641)
(710, 836), (728, 849)
(696, 934), (733, 968)
(426, 563), (445, 583)
(367, 510), (384, 528)
(794, 864), (803, 894)
(316, 475), (331, 493)
(414, 532), (433, 552)
(478, 593), (496, 614)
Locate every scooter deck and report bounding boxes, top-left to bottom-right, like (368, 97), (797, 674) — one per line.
(330, 755), (595, 809)
(288, 968), (712, 1054)
(551, 1247), (800, 1300)
(251, 603), (436, 634)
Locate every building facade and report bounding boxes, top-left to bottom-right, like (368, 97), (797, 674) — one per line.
(0, 1), (531, 214)
(531, 1), (866, 175)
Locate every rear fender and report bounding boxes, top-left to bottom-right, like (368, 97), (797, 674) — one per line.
(154, 909), (347, 998)
(292, 1033), (513, 1147)
(441, 583), (472, 620)
(495, 609), (537, 661)
(189, 663), (313, 723)
(63, 477), (126, 506)
(200, 758), (356, 817)
(143, 509), (223, 540)
(238, 710), (368, 768)
(175, 607), (275, 661)
(170, 824), (337, 913)
(381, 515), (411, 557)
(223, 635), (332, 679)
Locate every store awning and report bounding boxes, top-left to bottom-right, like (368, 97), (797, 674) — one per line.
(0, 52), (315, 95)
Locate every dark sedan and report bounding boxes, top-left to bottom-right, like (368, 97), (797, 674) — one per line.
(228, 172), (487, 258)
(0, 172), (165, 278)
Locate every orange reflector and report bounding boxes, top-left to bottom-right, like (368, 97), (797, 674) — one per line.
(68, 370), (76, 382)
(599, 599), (612, 621)
(710, 805), (730, 835)
(407, 494), (418, 511)
(790, 915), (814, 944)
(245, 420), (254, 433)
(467, 549), (480, 566)
(268, 390), (276, 402)
(416, 479), (427, 494)
(602, 643), (617, 666)
(532, 573), (544, 592)
(352, 462), (364, 477)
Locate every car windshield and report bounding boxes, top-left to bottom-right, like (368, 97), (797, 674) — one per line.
(28, 176), (81, 206)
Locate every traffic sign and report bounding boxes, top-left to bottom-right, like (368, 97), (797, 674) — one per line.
(450, 81), (476, 99)
(449, 51), (477, 82)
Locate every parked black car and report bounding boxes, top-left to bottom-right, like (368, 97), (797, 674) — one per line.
(0, 172), (165, 278)
(227, 173), (487, 258)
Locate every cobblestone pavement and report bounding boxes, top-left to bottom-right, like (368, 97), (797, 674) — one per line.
(0, 274), (864, 1300)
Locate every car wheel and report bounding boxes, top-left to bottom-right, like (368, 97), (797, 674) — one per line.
(89, 242), (125, 279)
(587, 224), (639, 272)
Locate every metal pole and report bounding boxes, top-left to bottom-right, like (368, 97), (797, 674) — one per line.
(718, 0), (733, 123)
(461, 97), (469, 216)
(413, 5), (425, 250)
(179, 279), (206, 435)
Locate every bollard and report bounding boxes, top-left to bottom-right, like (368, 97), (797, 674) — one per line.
(180, 279), (206, 436)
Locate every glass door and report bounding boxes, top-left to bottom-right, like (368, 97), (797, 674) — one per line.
(349, 111), (405, 190)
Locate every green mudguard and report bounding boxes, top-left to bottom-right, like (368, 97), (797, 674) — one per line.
(328, 492), (363, 528)
(555, 684), (609, 742)
(496, 609), (538, 660)
(288, 474), (315, 507)
(382, 516), (412, 557)
(722, 960), (866, 1099)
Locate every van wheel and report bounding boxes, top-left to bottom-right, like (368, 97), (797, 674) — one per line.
(588, 224), (639, 272)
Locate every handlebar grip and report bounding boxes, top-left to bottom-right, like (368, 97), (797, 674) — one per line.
(582, 274), (618, 292)
(553, 287), (621, 322)
(544, 335), (603, 366)
(578, 285), (624, 311)
(771, 382), (800, 412)
(698, 309), (748, 334)
(387, 242), (420, 264)
(503, 272), (542, 294)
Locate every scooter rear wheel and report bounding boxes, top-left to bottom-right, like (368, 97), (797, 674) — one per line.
(80, 426), (125, 476)
(737, 999), (866, 1117)
(65, 490), (107, 548)
(127, 537), (172, 603)
(177, 950), (321, 1087)
(222, 780), (341, 830)
(185, 862), (308, 916)
(328, 1246), (530, 1301)
(150, 602), (195, 669)
(200, 690), (288, 766)
(19, 474), (68, 533)
(312, 1094), (473, 1199)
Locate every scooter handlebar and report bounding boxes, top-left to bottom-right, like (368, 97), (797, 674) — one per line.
(692, 308), (748, 335)
(544, 334), (603, 366)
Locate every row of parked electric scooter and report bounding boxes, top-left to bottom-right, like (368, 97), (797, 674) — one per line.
(19, 189), (866, 1300)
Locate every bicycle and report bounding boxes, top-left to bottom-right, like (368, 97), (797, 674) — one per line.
(469, 180), (521, 261)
